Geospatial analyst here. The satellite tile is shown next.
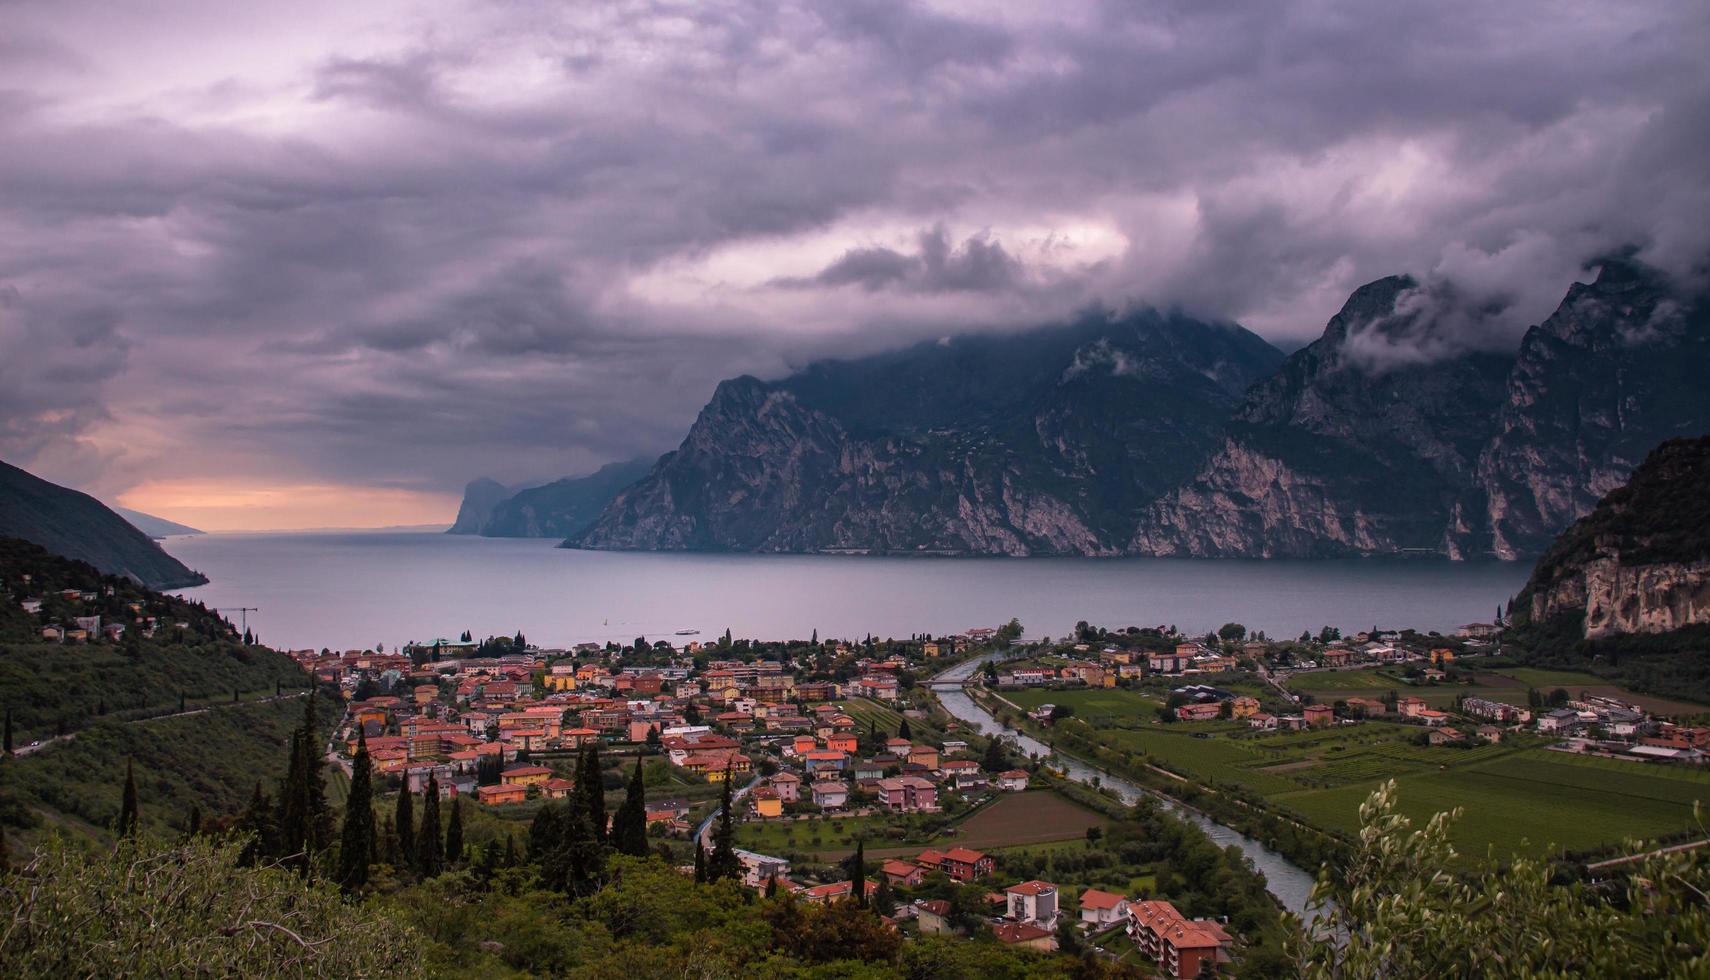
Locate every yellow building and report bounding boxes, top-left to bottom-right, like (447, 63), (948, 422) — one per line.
(1430, 648), (1455, 666)
(922, 642), (941, 658)
(542, 673), (577, 691)
(752, 787), (783, 818)
(1230, 696), (1261, 719)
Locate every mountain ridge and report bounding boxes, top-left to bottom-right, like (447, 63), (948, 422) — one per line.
(0, 460), (208, 589)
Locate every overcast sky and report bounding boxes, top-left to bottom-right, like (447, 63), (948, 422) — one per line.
(2, 0), (1706, 529)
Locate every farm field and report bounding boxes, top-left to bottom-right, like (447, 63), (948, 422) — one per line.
(1477, 668), (1708, 716)
(1287, 665), (1707, 717)
(1072, 719), (1708, 859)
(1002, 687), (1163, 724)
(737, 790), (1107, 860)
(1275, 749), (1709, 859)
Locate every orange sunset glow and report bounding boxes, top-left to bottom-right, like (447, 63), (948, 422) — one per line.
(117, 480), (459, 532)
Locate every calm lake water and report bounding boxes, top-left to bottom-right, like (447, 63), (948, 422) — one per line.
(163, 532), (1532, 652)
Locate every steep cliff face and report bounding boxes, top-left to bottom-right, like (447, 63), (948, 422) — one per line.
(1515, 435), (1710, 638)
(479, 458), (653, 538)
(569, 312), (1284, 554)
(1478, 259), (1710, 558)
(447, 478), (515, 535)
(1131, 276), (1514, 557)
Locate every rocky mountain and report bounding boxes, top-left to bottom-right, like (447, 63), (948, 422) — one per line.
(114, 507), (204, 539)
(0, 459), (208, 590)
(1131, 275), (1515, 558)
(568, 311), (1285, 555)
(1512, 435), (1710, 639)
(565, 256), (1708, 560)
(447, 477), (519, 535)
(480, 458), (655, 538)
(1478, 258), (1710, 558)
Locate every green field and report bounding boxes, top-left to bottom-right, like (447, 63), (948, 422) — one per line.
(1002, 687), (1164, 724)
(1068, 717), (1708, 860)
(1276, 749), (1709, 859)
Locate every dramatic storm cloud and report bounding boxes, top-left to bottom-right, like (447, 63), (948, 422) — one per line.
(1, 0), (1705, 527)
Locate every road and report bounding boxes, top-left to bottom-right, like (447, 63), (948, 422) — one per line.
(8, 690), (310, 758)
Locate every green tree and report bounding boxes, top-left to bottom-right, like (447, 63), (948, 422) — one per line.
(117, 756), (139, 838)
(612, 759), (649, 857)
(693, 838), (707, 883)
(0, 836), (420, 977)
(706, 767), (742, 883)
(394, 785), (415, 871)
(897, 718), (912, 741)
(417, 774), (442, 877)
(576, 743), (608, 844)
(445, 797), (464, 866)
(336, 730), (375, 890)
(1289, 780), (1710, 978)
(849, 839), (867, 908)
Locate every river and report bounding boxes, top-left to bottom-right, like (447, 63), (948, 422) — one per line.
(928, 654), (1323, 918)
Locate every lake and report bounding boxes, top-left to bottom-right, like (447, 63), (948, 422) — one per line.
(162, 532), (1533, 652)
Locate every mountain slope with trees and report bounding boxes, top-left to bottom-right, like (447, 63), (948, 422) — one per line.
(0, 459), (206, 589)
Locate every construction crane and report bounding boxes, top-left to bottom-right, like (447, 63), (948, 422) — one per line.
(213, 607), (260, 638)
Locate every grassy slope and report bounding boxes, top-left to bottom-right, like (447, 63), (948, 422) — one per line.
(1, 694), (335, 850)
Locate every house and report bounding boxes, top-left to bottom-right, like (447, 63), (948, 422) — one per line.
(1128, 899), (1233, 979)
(1004, 880), (1059, 927)
(825, 732), (859, 754)
(1077, 888), (1130, 926)
(1304, 704), (1335, 728)
(1176, 702), (1222, 722)
(1247, 713), (1278, 731)
(1476, 724), (1503, 742)
(751, 786), (783, 818)
(1538, 708), (1582, 733)
(477, 784), (527, 806)
(804, 749), (848, 774)
(917, 847), (993, 881)
(1397, 696), (1428, 718)
(876, 776), (939, 812)
(907, 745), (940, 770)
(542, 777), (577, 799)
(1426, 728), (1464, 746)
(880, 859), (928, 887)
(811, 781), (849, 809)
(801, 879), (880, 905)
(997, 770), (1030, 792)
(915, 900), (956, 935)
(501, 764), (554, 787)
(1229, 696), (1261, 719)
(733, 849), (791, 888)
(992, 921), (1056, 950)
(768, 771), (801, 803)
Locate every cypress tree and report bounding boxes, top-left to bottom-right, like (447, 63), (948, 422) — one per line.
(694, 838), (706, 883)
(503, 834), (517, 868)
(337, 729), (375, 891)
(764, 874), (778, 898)
(445, 797), (464, 866)
(613, 759), (649, 856)
(238, 781), (274, 865)
(186, 804), (202, 837)
(706, 765), (741, 882)
(851, 840), (867, 908)
(581, 743), (607, 843)
(528, 802), (563, 863)
(379, 814), (399, 867)
(299, 693), (333, 853)
(117, 756), (139, 838)
(417, 774), (443, 877)
(395, 784), (416, 870)
(897, 718), (912, 740)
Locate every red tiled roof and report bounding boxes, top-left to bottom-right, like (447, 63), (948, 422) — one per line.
(992, 921), (1053, 944)
(1078, 888), (1127, 910)
(1004, 879), (1056, 896)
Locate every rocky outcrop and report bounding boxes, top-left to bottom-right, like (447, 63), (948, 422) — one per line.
(1478, 258), (1710, 558)
(1514, 435), (1710, 639)
(569, 311), (1285, 555)
(1130, 276), (1513, 557)
(479, 458), (653, 538)
(447, 478), (515, 535)
(1530, 558), (1710, 639)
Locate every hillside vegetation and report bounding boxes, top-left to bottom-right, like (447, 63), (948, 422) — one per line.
(0, 537), (309, 740)
(0, 459), (206, 589)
